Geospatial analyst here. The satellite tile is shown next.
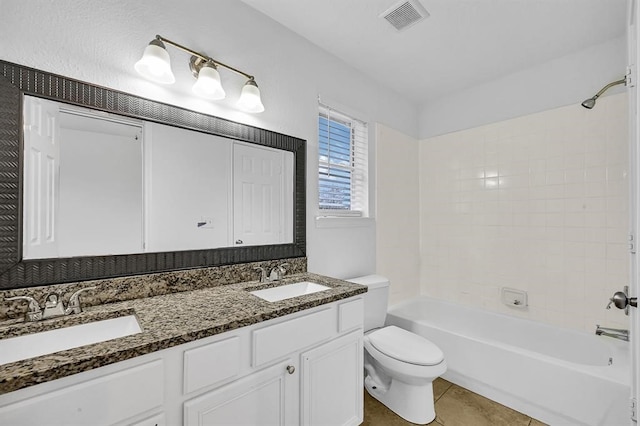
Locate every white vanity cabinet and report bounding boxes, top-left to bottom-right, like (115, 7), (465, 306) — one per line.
(0, 295), (364, 426)
(182, 297), (364, 426)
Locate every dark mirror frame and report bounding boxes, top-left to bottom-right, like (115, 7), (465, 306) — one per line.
(0, 60), (306, 289)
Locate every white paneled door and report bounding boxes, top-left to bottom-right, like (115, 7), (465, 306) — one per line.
(233, 143), (291, 246)
(22, 96), (60, 259)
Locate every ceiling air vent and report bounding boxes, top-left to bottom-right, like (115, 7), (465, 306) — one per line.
(380, 0), (430, 32)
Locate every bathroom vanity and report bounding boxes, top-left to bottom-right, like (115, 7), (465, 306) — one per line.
(0, 271), (366, 425)
(0, 61), (366, 425)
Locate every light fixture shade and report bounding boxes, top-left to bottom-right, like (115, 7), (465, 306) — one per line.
(134, 40), (175, 84)
(192, 63), (226, 100)
(237, 79), (265, 113)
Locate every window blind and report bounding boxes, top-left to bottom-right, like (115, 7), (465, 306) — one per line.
(318, 104), (368, 215)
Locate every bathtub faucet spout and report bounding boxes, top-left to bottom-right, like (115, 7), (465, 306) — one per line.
(595, 325), (629, 342)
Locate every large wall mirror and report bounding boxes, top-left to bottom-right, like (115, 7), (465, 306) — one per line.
(0, 60), (306, 289)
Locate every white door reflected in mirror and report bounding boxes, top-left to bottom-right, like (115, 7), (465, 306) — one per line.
(233, 143), (294, 246)
(23, 96), (143, 259)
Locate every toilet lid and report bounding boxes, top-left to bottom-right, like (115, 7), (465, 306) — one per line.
(368, 326), (444, 366)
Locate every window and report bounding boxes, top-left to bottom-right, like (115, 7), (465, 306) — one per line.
(318, 103), (368, 216)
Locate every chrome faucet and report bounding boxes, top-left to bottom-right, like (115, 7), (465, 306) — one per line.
(5, 287), (96, 322)
(268, 263), (289, 281)
(42, 293), (66, 318)
(595, 325), (629, 342)
(254, 267), (268, 283)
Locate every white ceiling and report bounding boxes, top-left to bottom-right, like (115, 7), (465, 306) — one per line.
(241, 0), (627, 104)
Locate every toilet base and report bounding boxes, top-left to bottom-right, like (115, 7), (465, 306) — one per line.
(365, 374), (436, 425)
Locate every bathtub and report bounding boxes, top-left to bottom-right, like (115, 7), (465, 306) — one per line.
(385, 297), (630, 426)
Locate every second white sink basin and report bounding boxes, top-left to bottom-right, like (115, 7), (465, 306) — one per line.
(250, 281), (331, 302)
(0, 315), (142, 366)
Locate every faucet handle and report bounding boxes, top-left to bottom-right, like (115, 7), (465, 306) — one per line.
(5, 295), (43, 321)
(606, 298), (614, 310)
(606, 287), (637, 314)
(5, 295), (40, 310)
(65, 286), (97, 315)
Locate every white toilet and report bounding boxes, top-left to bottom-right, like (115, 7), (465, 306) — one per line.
(348, 275), (446, 425)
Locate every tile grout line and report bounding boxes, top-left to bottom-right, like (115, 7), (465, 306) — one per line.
(434, 381), (454, 403)
(432, 382), (454, 425)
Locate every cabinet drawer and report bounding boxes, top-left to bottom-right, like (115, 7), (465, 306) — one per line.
(184, 336), (241, 394)
(338, 298), (364, 332)
(0, 359), (164, 425)
(253, 308), (334, 366)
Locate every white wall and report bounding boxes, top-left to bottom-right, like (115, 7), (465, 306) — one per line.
(375, 124), (420, 305)
(419, 36), (627, 139)
(0, 0), (419, 278)
(419, 93), (629, 332)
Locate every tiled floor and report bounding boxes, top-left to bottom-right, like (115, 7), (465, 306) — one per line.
(362, 378), (548, 426)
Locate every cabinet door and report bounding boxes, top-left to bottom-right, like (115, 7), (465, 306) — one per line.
(184, 360), (296, 426)
(301, 330), (363, 426)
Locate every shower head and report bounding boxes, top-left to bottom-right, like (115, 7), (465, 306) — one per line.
(581, 77), (626, 109)
(581, 97), (597, 109)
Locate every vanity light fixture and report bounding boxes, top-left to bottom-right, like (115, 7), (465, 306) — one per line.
(135, 35), (264, 113)
(134, 39), (175, 84)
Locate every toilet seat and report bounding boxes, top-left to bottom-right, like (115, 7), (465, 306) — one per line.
(367, 326), (443, 366)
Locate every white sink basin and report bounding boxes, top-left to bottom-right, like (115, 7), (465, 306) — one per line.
(249, 281), (331, 302)
(0, 315), (142, 366)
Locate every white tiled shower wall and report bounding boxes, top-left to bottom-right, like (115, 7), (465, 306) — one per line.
(419, 93), (629, 332)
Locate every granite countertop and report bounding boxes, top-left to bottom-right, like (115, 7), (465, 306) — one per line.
(0, 273), (366, 395)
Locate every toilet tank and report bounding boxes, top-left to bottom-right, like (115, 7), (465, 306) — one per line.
(346, 275), (390, 332)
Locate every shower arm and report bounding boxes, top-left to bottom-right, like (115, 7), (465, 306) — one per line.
(591, 77), (626, 100)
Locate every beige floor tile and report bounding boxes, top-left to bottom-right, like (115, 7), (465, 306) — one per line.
(434, 385), (530, 426)
(361, 381), (540, 426)
(433, 378), (453, 401)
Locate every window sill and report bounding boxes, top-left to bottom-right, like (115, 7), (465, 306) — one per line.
(314, 216), (375, 229)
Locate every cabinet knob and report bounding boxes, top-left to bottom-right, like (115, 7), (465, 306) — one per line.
(286, 365), (295, 374)
(236, 239), (243, 244)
